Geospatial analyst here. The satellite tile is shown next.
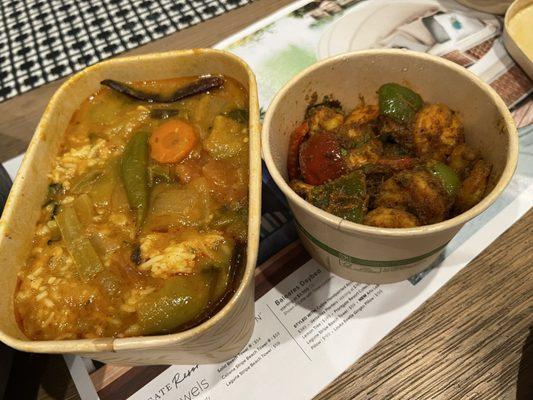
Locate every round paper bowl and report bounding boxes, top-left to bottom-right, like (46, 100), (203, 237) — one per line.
(262, 49), (518, 284)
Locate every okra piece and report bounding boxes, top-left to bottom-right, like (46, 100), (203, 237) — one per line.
(138, 275), (211, 335)
(121, 131), (149, 227)
(55, 205), (103, 281)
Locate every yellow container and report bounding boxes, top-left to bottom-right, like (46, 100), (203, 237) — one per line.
(262, 49), (518, 284)
(504, 0), (533, 79)
(0, 49), (261, 365)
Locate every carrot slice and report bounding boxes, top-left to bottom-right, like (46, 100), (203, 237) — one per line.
(287, 121), (309, 181)
(149, 119), (198, 164)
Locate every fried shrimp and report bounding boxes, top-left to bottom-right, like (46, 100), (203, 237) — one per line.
(455, 160), (491, 213)
(448, 143), (479, 177)
(413, 103), (464, 161)
(376, 169), (452, 224)
(307, 104), (344, 134)
(345, 139), (383, 170)
(344, 104), (379, 126)
(337, 122), (383, 170)
(364, 207), (419, 228)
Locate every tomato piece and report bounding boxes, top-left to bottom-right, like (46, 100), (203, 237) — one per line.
(299, 131), (345, 185)
(287, 121), (309, 181)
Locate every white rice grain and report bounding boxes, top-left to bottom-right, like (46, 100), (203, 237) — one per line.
(35, 291), (48, 301)
(43, 298), (54, 308)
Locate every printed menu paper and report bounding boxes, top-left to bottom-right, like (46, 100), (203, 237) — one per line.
(129, 176), (532, 400)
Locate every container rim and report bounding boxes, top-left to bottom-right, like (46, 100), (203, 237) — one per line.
(503, 0), (533, 71)
(0, 48), (261, 354)
(262, 48), (518, 238)
(505, 0), (533, 24)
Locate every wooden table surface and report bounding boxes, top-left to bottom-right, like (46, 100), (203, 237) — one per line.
(1, 1), (531, 399)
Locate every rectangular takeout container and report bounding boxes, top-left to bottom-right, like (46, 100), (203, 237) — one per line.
(0, 49), (261, 365)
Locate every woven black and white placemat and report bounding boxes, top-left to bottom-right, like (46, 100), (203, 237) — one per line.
(0, 0), (252, 103)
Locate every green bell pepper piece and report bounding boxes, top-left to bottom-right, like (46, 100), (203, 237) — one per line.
(378, 83), (423, 124)
(121, 132), (149, 227)
(428, 161), (460, 197)
(308, 170), (367, 223)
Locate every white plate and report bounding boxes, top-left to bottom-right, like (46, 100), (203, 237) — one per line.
(317, 0), (443, 60)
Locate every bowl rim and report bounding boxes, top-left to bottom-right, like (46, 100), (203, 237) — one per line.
(0, 48), (261, 353)
(262, 48), (518, 238)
